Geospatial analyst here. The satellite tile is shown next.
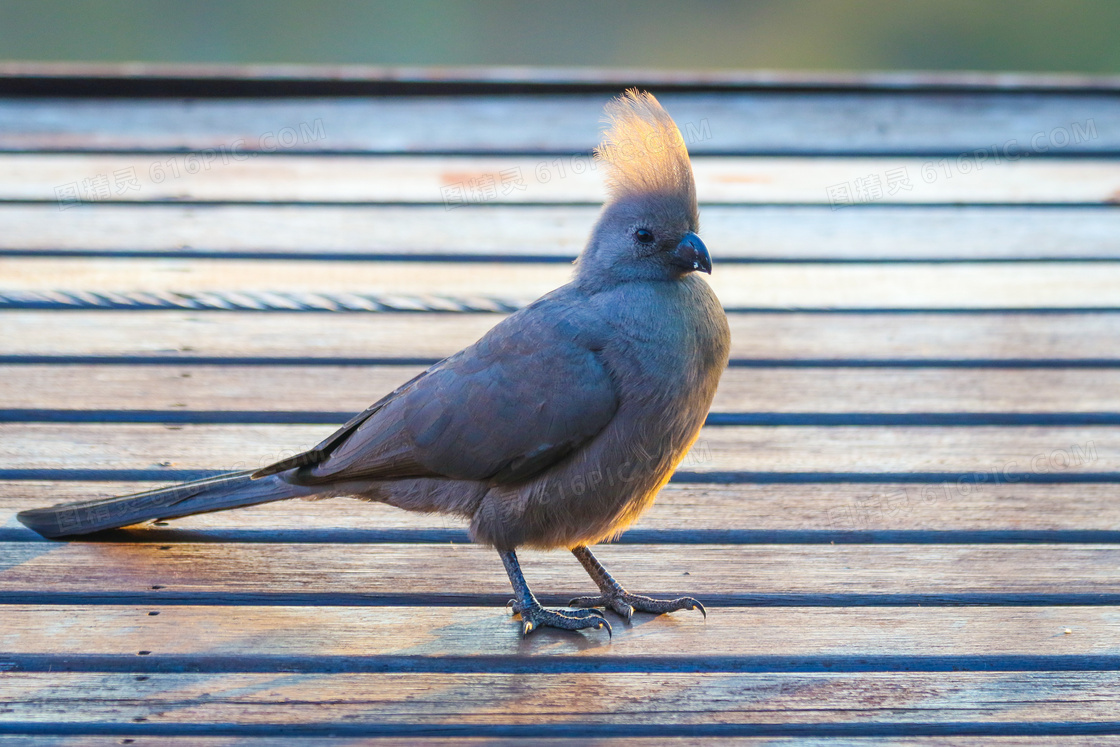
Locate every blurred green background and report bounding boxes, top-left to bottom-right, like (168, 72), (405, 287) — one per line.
(1, 0), (1117, 73)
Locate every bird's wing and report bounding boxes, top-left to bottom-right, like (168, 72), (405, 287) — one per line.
(256, 308), (619, 485)
(250, 366), (432, 479)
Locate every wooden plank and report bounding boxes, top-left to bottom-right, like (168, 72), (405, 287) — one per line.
(0, 739), (566, 747)
(4, 204), (1119, 261)
(0, 740), (1105, 747)
(1, 542), (1119, 602)
(0, 740), (707, 747)
(3, 154), (1118, 204)
(0, 423), (1110, 475)
(3, 60), (1119, 92)
(5, 311), (1120, 361)
(5, 482), (1120, 539)
(2, 93), (1116, 153)
(6, 366), (1120, 414)
(5, 258), (1120, 310)
(0, 605), (1114, 662)
(0, 741), (1103, 747)
(0, 741), (747, 747)
(3, 740), (1082, 747)
(3, 670), (1120, 732)
(16, 741), (1066, 747)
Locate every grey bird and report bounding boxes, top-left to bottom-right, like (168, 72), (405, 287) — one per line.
(18, 90), (731, 637)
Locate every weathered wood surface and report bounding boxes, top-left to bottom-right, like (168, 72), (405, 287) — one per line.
(5, 204), (1120, 261)
(3, 154), (1119, 204)
(3, 60), (1117, 90)
(6, 481), (1120, 544)
(2, 740), (1102, 747)
(6, 311), (1120, 361)
(2, 75), (1119, 741)
(0, 423), (1109, 475)
(5, 365), (1120, 414)
(0, 740), (1114, 747)
(1, 93), (1115, 153)
(5, 671), (1120, 731)
(1, 605), (1113, 661)
(5, 482), (1120, 542)
(2, 739), (1111, 743)
(2, 542), (1120, 602)
(6, 258), (1120, 309)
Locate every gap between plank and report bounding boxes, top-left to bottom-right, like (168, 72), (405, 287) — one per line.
(3, 409), (1120, 426)
(6, 356), (1120, 368)
(4, 469), (1120, 483)
(4, 527), (1120, 545)
(8, 249), (1120, 263)
(3, 652), (1120, 674)
(1, 722), (1119, 739)
(2, 591), (1120, 607)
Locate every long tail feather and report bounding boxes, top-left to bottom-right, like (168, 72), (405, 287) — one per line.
(16, 470), (316, 539)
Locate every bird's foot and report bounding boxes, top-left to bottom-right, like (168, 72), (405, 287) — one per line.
(507, 599), (611, 637)
(568, 590), (706, 622)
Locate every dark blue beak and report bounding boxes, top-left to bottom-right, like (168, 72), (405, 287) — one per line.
(671, 232), (712, 274)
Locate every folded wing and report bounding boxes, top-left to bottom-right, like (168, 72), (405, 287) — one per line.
(256, 311), (619, 486)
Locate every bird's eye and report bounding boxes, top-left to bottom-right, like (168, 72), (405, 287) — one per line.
(634, 229), (654, 244)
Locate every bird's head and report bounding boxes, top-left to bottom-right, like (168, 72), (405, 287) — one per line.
(577, 90), (709, 287)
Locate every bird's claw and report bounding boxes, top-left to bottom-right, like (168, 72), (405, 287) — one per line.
(569, 592), (706, 621)
(508, 599), (606, 619)
(569, 593), (636, 621)
(508, 601), (611, 637)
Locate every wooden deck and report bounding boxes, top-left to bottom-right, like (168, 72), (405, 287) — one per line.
(2, 65), (1120, 742)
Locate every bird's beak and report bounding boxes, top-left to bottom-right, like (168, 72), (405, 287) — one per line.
(671, 232), (712, 274)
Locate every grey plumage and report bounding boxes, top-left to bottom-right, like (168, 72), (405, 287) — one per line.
(18, 90), (731, 636)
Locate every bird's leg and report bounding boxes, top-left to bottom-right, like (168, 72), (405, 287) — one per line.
(499, 549), (610, 636)
(568, 545), (706, 622)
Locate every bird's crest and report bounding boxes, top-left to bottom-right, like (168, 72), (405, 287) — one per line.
(595, 89), (697, 212)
